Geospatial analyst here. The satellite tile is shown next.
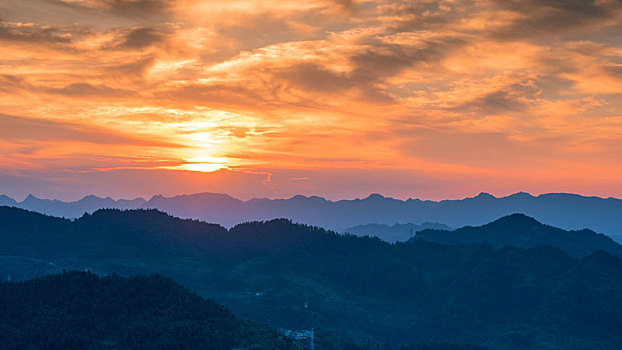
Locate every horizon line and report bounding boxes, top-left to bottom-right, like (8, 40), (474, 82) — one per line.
(3, 190), (621, 204)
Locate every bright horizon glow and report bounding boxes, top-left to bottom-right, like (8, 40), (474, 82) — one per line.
(180, 156), (229, 173)
(1, 0), (622, 200)
(182, 163), (226, 173)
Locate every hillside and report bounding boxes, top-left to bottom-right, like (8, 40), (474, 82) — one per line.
(0, 272), (292, 350)
(412, 213), (622, 257)
(2, 207), (622, 349)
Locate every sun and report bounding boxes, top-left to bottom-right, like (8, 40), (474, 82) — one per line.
(180, 156), (228, 173)
(183, 163), (226, 173)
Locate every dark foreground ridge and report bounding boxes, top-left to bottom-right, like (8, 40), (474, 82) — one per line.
(1, 206), (622, 349)
(0, 271), (487, 350)
(0, 271), (292, 350)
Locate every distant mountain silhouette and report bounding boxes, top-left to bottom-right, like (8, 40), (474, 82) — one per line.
(4, 190), (622, 241)
(343, 222), (453, 242)
(144, 192), (242, 221)
(2, 206), (622, 349)
(139, 191), (622, 241)
(0, 194), (17, 207)
(142, 192), (622, 241)
(0, 271), (293, 350)
(412, 213), (622, 258)
(3, 194), (146, 218)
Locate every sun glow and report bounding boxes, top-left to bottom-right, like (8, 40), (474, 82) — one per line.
(183, 163), (226, 172)
(180, 156), (229, 173)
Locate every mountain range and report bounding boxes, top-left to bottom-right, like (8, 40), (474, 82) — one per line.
(2, 206), (622, 349)
(0, 194), (146, 218)
(4, 191), (622, 242)
(412, 213), (622, 258)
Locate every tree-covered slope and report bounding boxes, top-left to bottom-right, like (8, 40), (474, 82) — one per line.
(413, 213), (622, 257)
(0, 271), (293, 350)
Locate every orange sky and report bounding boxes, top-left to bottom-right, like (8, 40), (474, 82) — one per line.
(1, 0), (622, 201)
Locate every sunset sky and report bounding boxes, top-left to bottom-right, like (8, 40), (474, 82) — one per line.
(1, 0), (622, 201)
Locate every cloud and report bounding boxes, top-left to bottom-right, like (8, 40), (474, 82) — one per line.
(106, 0), (172, 16)
(0, 75), (28, 93)
(0, 21), (75, 45)
(46, 82), (135, 98)
(158, 83), (266, 109)
(0, 113), (175, 147)
(603, 64), (622, 78)
(178, 30), (469, 109)
(455, 79), (541, 113)
(50, 0), (172, 17)
(278, 63), (351, 92)
(349, 34), (466, 79)
(489, 0), (622, 39)
(102, 55), (157, 78)
(215, 14), (318, 52)
(114, 26), (168, 49)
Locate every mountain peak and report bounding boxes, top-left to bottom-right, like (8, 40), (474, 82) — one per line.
(474, 192), (495, 199)
(414, 212), (622, 258)
(0, 194), (17, 205)
(507, 191), (534, 199)
(22, 194), (41, 202)
(487, 213), (543, 228)
(495, 212), (539, 222)
(289, 194), (311, 200)
(79, 195), (104, 201)
(365, 193), (387, 200)
(147, 192), (236, 202)
(187, 192), (237, 200)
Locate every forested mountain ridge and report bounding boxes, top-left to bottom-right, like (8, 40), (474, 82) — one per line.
(4, 191), (622, 242)
(0, 272), (293, 350)
(412, 213), (622, 257)
(0, 270), (489, 350)
(2, 206), (622, 349)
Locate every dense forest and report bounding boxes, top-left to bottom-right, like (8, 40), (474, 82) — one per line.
(1, 206), (622, 349)
(0, 272), (487, 350)
(412, 213), (622, 257)
(0, 272), (292, 350)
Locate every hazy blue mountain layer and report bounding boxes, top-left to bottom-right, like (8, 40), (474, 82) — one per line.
(343, 222), (453, 242)
(3, 191), (622, 241)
